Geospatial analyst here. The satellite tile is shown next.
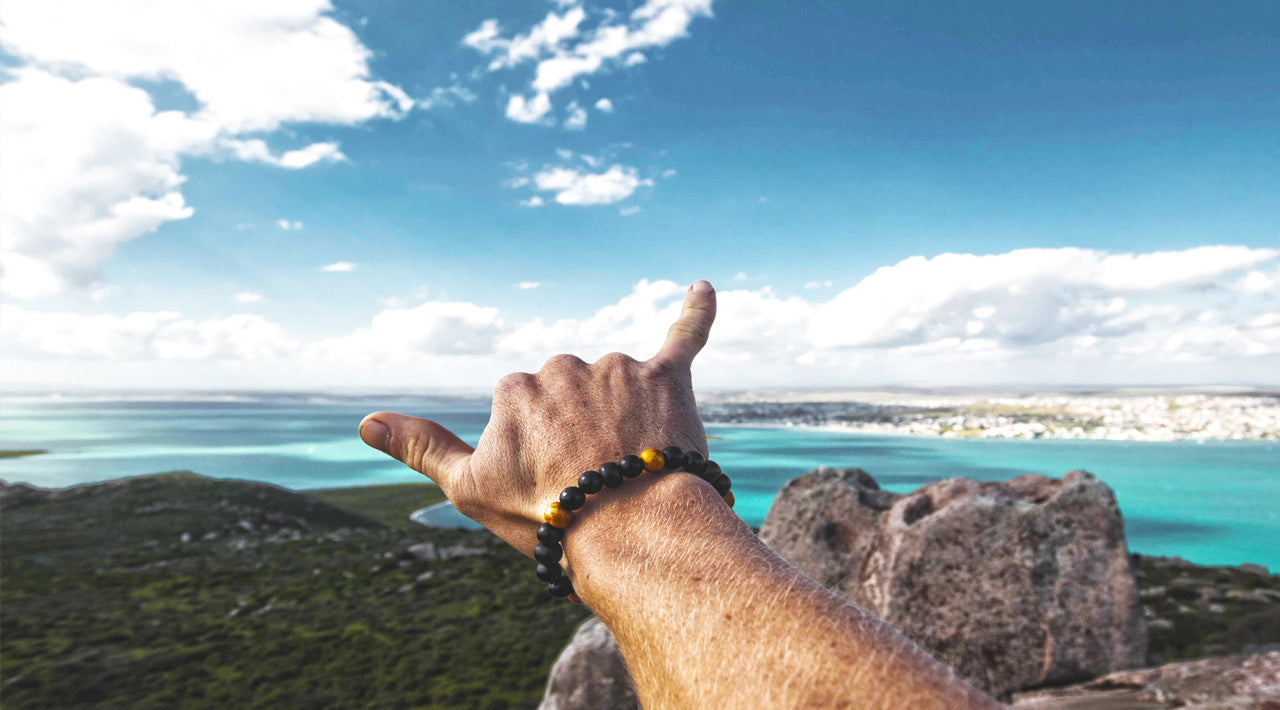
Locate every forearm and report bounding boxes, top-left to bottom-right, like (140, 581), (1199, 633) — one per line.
(567, 473), (1001, 710)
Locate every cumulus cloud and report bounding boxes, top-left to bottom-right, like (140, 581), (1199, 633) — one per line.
(505, 92), (553, 124)
(0, 0), (410, 299)
(464, 0), (713, 122)
(320, 262), (355, 272)
(595, 97), (614, 113)
(531, 164), (653, 205)
(276, 219), (304, 231)
(0, 304), (296, 361)
(5, 247), (1278, 387)
(564, 101), (588, 130)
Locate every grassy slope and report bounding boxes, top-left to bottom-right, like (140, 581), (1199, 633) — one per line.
(3, 474), (1276, 708)
(0, 450), (46, 459)
(1, 474), (588, 709)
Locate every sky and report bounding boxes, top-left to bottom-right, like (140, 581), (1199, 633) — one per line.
(1, 0), (1278, 392)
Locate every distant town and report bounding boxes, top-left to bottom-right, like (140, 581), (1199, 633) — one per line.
(699, 389), (1280, 441)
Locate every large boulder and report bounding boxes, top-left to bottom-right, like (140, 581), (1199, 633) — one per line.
(538, 617), (637, 710)
(761, 467), (1147, 697)
(538, 468), (1149, 707)
(1011, 651), (1280, 709)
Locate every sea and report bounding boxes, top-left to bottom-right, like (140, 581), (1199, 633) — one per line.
(2, 393), (1277, 570)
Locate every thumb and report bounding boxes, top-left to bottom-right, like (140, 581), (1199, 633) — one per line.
(653, 280), (717, 369)
(359, 411), (473, 487)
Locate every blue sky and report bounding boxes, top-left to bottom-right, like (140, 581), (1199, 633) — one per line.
(1, 0), (1278, 390)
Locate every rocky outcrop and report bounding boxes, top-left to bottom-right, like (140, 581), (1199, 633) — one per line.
(1011, 651), (1280, 709)
(761, 468), (1147, 697)
(538, 618), (637, 710)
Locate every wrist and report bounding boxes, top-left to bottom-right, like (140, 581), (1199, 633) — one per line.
(561, 471), (751, 608)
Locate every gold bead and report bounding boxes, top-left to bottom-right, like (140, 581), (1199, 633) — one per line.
(639, 448), (665, 472)
(567, 593), (583, 605)
(723, 491), (736, 508)
(543, 501), (571, 528)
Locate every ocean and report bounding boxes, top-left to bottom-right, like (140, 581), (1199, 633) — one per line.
(2, 393), (1277, 570)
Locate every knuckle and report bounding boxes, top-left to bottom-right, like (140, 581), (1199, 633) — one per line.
(494, 372), (534, 399)
(539, 353), (585, 375)
(595, 351), (637, 370)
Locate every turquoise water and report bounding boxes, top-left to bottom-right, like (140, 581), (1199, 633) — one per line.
(2, 395), (1277, 569)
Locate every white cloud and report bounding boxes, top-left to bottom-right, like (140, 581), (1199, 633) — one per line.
(234, 291), (263, 303)
(620, 205), (641, 216)
(0, 0), (413, 132)
(661, 168), (677, 178)
(4, 246), (1280, 387)
(506, 92), (553, 123)
(420, 84), (478, 111)
(223, 139), (346, 169)
(532, 164), (652, 205)
(315, 301), (507, 360)
(595, 98), (614, 113)
(805, 280), (834, 289)
(516, 281), (542, 290)
(276, 219), (304, 231)
(320, 262), (355, 272)
(564, 101), (588, 130)
(0, 1), (409, 299)
(733, 271), (750, 282)
(520, 196), (546, 207)
(0, 304), (295, 361)
(464, 0), (713, 121)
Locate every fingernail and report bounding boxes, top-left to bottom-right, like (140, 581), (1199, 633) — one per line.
(359, 418), (390, 452)
(692, 280), (713, 293)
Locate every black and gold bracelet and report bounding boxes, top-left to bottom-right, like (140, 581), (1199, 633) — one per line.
(534, 445), (734, 602)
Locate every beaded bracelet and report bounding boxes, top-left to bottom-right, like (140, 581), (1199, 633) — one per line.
(534, 445), (733, 602)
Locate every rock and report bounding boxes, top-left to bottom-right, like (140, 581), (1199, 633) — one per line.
(1010, 651), (1280, 709)
(538, 618), (637, 710)
(407, 542), (437, 561)
(1240, 564), (1271, 577)
(757, 467), (899, 590)
(760, 468), (1147, 697)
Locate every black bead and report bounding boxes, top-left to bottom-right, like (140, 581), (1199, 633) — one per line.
(711, 473), (732, 496)
(619, 455), (643, 478)
(577, 470), (604, 494)
(559, 486), (586, 511)
(699, 460), (722, 482)
(683, 449), (706, 474)
(661, 446), (685, 471)
(537, 523), (564, 545)
(600, 462), (624, 487)
(536, 562), (564, 583)
(534, 542), (563, 565)
(547, 576), (574, 598)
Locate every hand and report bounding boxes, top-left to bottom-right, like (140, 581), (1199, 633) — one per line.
(358, 280), (717, 556)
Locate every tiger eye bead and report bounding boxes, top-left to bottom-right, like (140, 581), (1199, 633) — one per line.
(618, 455), (644, 478)
(567, 592), (583, 605)
(543, 501), (571, 528)
(661, 446), (685, 471)
(639, 448), (665, 472)
(722, 490), (736, 508)
(683, 449), (707, 474)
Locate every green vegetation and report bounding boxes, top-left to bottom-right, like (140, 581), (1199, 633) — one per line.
(3, 473), (1275, 708)
(0, 450), (47, 459)
(1, 473), (588, 709)
(310, 482), (447, 530)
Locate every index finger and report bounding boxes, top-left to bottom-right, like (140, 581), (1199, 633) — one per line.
(652, 280), (716, 369)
